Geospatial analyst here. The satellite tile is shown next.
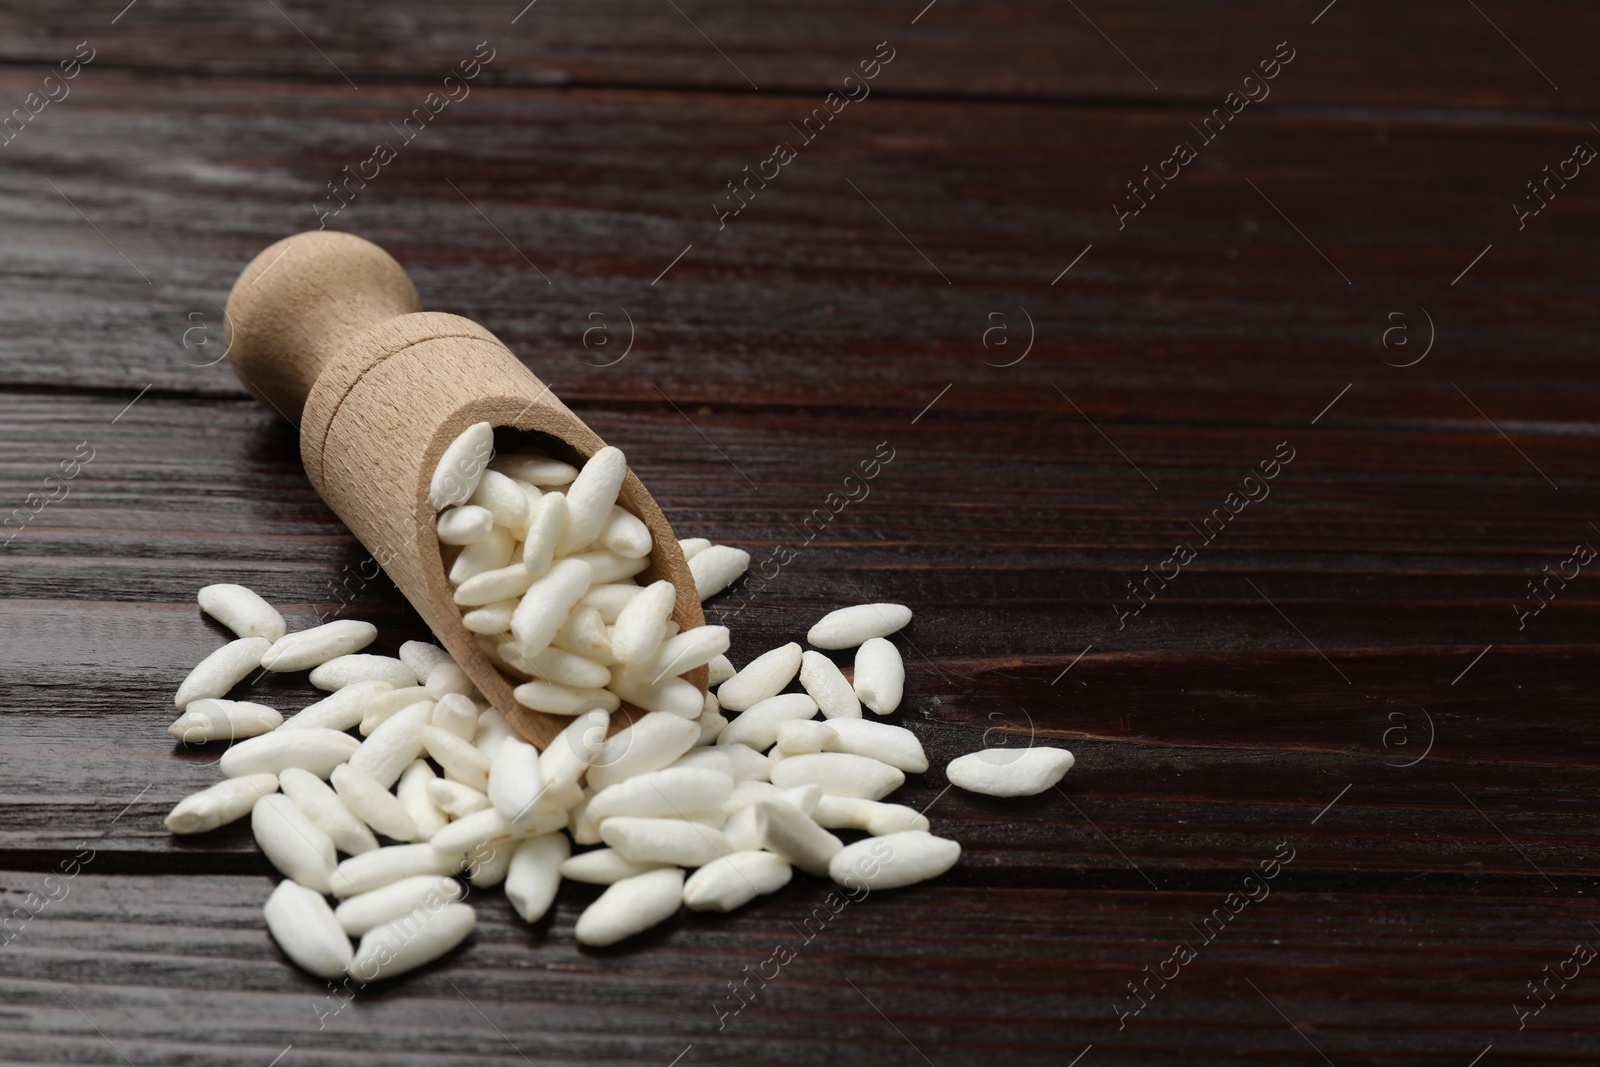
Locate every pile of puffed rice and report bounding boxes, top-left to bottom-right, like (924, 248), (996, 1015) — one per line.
(161, 427), (1074, 981)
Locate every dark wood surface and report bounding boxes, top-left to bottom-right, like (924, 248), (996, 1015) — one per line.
(3, 1), (1600, 1063)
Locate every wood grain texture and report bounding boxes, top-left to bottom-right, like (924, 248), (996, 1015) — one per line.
(5, 392), (1600, 886)
(1, 69), (1598, 431)
(1, 873), (1596, 1066)
(0, 0), (1593, 110)
(3, 0), (1600, 1062)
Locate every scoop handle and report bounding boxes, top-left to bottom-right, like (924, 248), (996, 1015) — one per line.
(224, 231), (423, 424)
(219, 229), (708, 748)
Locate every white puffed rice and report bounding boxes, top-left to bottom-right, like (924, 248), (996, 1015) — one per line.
(426, 777), (492, 818)
(334, 875), (464, 937)
(173, 637), (269, 709)
(260, 620), (377, 672)
(347, 700), (431, 789)
(280, 681), (391, 732)
(716, 642), (802, 712)
(436, 504), (495, 546)
(252, 793), (337, 893)
(349, 902), (476, 980)
(812, 795), (929, 836)
(683, 851), (791, 912)
(396, 759), (449, 839)
(828, 830), (960, 891)
(769, 752), (904, 800)
(278, 767), (379, 856)
(852, 637), (904, 715)
(806, 603), (912, 649)
(169, 698), (282, 742)
(490, 450), (577, 486)
(825, 718), (928, 773)
(165, 774), (278, 834)
(688, 544), (749, 600)
(773, 719), (837, 756)
(558, 847), (668, 885)
(398, 641), (453, 679)
(198, 584), (287, 643)
(946, 747), (1075, 797)
(585, 712), (701, 792)
(429, 420), (495, 509)
(752, 800), (841, 877)
(677, 537), (711, 560)
(219, 727), (359, 779)
(706, 654), (736, 686)
(309, 654), (416, 692)
(330, 763), (419, 842)
(574, 867), (684, 947)
(505, 834), (568, 921)
(798, 650), (860, 719)
(332, 844), (466, 898)
(717, 693), (817, 751)
(160, 438), (1022, 984)
(264, 879), (351, 979)
(601, 816), (733, 867)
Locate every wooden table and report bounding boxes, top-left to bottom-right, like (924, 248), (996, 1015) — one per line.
(2, 1), (1598, 1062)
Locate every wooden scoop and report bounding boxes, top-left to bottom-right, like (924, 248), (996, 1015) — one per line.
(222, 230), (705, 747)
